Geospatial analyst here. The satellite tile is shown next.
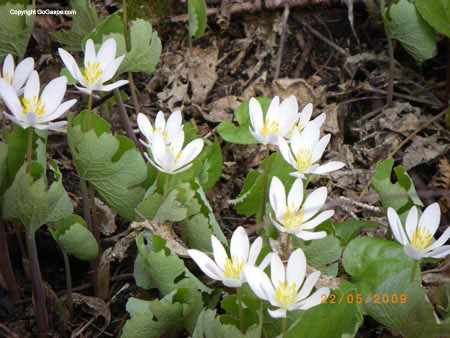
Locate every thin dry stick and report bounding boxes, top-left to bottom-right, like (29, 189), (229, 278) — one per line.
(274, 3), (290, 80)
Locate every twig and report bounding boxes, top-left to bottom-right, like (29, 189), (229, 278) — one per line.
(274, 3), (290, 80)
(386, 36), (395, 105)
(364, 85), (442, 107)
(0, 323), (20, 338)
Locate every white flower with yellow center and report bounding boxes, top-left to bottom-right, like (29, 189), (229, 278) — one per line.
(278, 122), (344, 178)
(0, 54), (34, 96)
(249, 96), (300, 145)
(387, 203), (450, 260)
(287, 103), (326, 140)
(137, 111), (183, 146)
(269, 176), (332, 240)
(0, 71), (76, 131)
(244, 249), (329, 318)
(58, 38), (128, 95)
(145, 130), (203, 174)
(187, 226), (272, 288)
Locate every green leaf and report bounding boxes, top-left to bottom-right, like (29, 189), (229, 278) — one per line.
(188, 0), (207, 38)
(286, 289), (363, 338)
(67, 111), (147, 221)
(107, 19), (161, 75)
(293, 235), (342, 277)
(196, 138), (222, 190)
(382, 0), (437, 64)
(133, 254), (155, 290)
(82, 13), (123, 48)
(183, 213), (212, 251)
(3, 163), (73, 233)
(416, 0), (450, 37)
(0, 142), (7, 196)
(0, 2), (34, 59)
(49, 214), (98, 261)
(335, 220), (380, 245)
(52, 0), (100, 51)
(126, 297), (153, 317)
(137, 190), (188, 222)
(371, 158), (422, 216)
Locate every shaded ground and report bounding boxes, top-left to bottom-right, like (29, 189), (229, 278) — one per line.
(1, 1), (449, 337)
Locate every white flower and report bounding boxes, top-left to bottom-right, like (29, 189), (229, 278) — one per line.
(278, 122), (345, 178)
(137, 111), (183, 146)
(287, 103), (326, 140)
(269, 176), (331, 240)
(387, 203), (450, 260)
(0, 54), (34, 96)
(144, 130), (203, 174)
(58, 38), (128, 95)
(244, 248), (330, 318)
(188, 226), (272, 288)
(0, 71), (76, 131)
(249, 96), (300, 145)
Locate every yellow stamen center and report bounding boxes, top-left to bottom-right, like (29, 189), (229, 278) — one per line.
(166, 146), (181, 165)
(22, 96), (45, 117)
(262, 120), (279, 137)
(155, 127), (169, 140)
(283, 205), (304, 230)
(2, 71), (13, 83)
(275, 281), (298, 307)
(295, 148), (313, 173)
(288, 123), (303, 138)
(411, 227), (432, 252)
(223, 256), (244, 280)
(83, 61), (103, 86)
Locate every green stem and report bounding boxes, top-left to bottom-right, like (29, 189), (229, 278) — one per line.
(260, 144), (271, 222)
(0, 215), (20, 301)
(410, 259), (420, 283)
(26, 127), (33, 173)
(87, 94), (93, 130)
(236, 287), (245, 333)
(281, 317), (287, 338)
(25, 231), (48, 335)
(285, 234), (291, 260)
(62, 251), (73, 317)
(163, 174), (170, 199)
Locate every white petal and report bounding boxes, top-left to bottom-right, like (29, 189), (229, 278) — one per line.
(24, 112), (38, 127)
(426, 227), (450, 252)
(40, 99), (76, 123)
(230, 226), (249, 263)
(424, 246), (450, 259)
(0, 79), (22, 117)
(170, 130), (185, 153)
(387, 207), (408, 245)
(403, 244), (422, 260)
(155, 111), (165, 131)
(41, 76), (67, 115)
(211, 235), (228, 270)
(270, 214), (288, 233)
(295, 230), (327, 240)
(244, 266), (273, 301)
(296, 271), (320, 301)
(175, 139), (204, 170)
(12, 57), (34, 91)
(287, 178), (304, 213)
(3, 112), (26, 129)
(270, 254), (285, 289)
(312, 112), (326, 128)
(96, 38), (116, 70)
(302, 187), (327, 222)
(150, 132), (166, 165)
(278, 136), (295, 168)
(286, 248), (306, 289)
(137, 113), (154, 141)
(144, 153), (165, 173)
(247, 236), (262, 266)
(165, 111), (182, 138)
(2, 54), (14, 80)
(249, 98), (264, 132)
(419, 203), (441, 237)
(294, 287), (329, 310)
(58, 48), (79, 81)
(312, 161), (345, 175)
(39, 120), (67, 131)
(84, 39), (96, 67)
(269, 176), (286, 219)
(301, 122), (320, 150)
(98, 80), (129, 92)
(265, 96), (280, 122)
(301, 210), (334, 230)
(24, 70), (39, 101)
(258, 252), (273, 271)
(101, 55), (125, 82)
(249, 129), (265, 144)
(290, 128), (303, 156)
(311, 134), (331, 163)
(267, 308), (287, 318)
(299, 103), (313, 127)
(74, 84), (92, 95)
(405, 207), (419, 242)
(223, 278), (242, 288)
(188, 249), (223, 281)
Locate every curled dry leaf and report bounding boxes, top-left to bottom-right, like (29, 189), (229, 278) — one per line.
(72, 293), (111, 328)
(95, 197), (117, 236)
(403, 135), (450, 170)
(202, 96), (242, 122)
(188, 45), (219, 104)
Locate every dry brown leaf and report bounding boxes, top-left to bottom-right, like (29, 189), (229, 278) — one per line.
(202, 96), (242, 122)
(403, 135), (450, 170)
(188, 45), (219, 104)
(95, 198), (117, 236)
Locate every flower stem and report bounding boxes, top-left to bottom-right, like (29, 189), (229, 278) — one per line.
(410, 259), (420, 283)
(26, 127), (33, 173)
(260, 144), (270, 222)
(0, 215), (20, 301)
(25, 230), (48, 335)
(62, 250), (73, 317)
(236, 287), (245, 333)
(285, 233), (291, 260)
(281, 317), (287, 338)
(87, 94), (93, 130)
(163, 174), (170, 199)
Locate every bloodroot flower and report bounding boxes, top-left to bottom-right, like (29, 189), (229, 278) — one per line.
(137, 111), (183, 146)
(188, 226), (272, 288)
(0, 54), (34, 96)
(387, 203), (450, 260)
(269, 176), (332, 240)
(287, 103), (326, 140)
(0, 71), (76, 130)
(249, 96), (300, 145)
(244, 248), (329, 318)
(58, 38), (128, 95)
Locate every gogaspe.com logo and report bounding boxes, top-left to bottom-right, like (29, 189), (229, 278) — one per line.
(10, 9), (77, 16)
